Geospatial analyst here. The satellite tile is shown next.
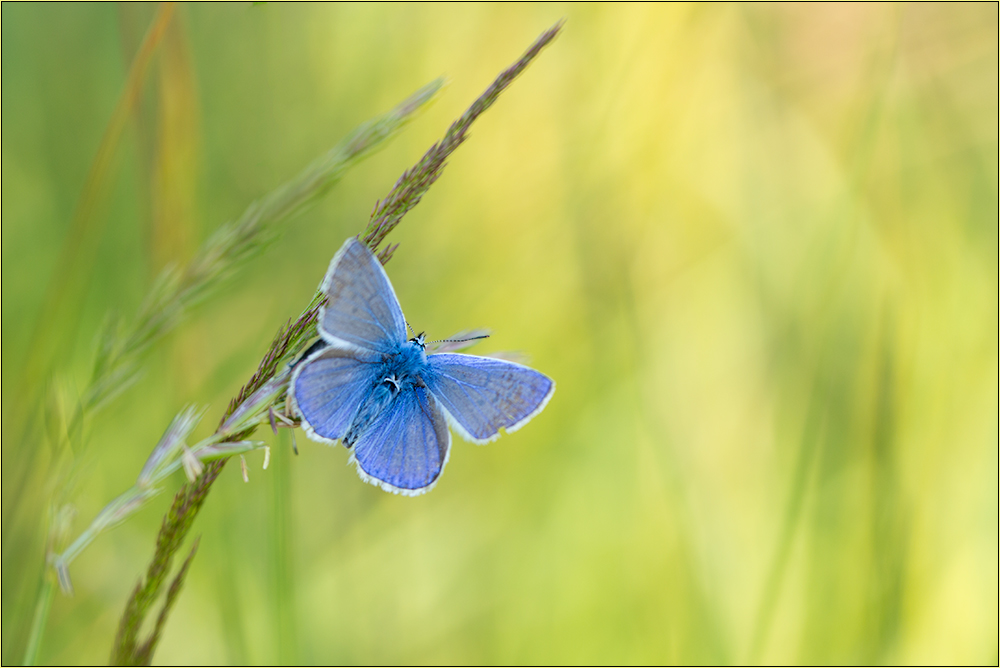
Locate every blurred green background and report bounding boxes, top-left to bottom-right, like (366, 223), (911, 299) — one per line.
(2, 3), (997, 665)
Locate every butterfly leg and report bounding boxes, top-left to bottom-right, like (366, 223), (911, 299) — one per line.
(270, 404), (302, 455)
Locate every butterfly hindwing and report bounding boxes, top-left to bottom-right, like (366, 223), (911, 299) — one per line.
(424, 353), (555, 443)
(319, 238), (408, 353)
(352, 385), (451, 494)
(291, 346), (378, 443)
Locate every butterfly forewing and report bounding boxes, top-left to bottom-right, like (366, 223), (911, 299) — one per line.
(292, 346), (378, 443)
(352, 385), (451, 494)
(319, 238), (408, 353)
(424, 353), (555, 443)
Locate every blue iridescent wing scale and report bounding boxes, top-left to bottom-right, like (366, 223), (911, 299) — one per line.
(290, 345), (379, 444)
(423, 353), (555, 444)
(351, 385), (451, 495)
(318, 238), (408, 353)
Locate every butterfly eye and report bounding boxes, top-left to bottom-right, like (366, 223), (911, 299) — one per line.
(409, 332), (427, 349)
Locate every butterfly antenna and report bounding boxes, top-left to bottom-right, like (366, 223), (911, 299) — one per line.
(406, 321), (417, 337)
(429, 334), (491, 344)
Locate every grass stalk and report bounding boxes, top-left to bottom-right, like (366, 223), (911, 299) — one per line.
(30, 78), (441, 667)
(108, 23), (563, 665)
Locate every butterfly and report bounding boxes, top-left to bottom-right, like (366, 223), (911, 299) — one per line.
(290, 237), (555, 496)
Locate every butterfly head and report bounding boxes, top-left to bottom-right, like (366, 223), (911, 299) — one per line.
(409, 332), (427, 350)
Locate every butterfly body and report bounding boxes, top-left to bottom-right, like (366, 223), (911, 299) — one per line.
(341, 339), (427, 447)
(291, 238), (554, 495)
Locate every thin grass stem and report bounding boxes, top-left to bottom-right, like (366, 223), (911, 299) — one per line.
(21, 577), (54, 666)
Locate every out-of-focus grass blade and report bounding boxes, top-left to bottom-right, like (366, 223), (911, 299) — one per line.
(13, 2), (177, 432)
(84, 75), (445, 417)
(147, 12), (200, 274)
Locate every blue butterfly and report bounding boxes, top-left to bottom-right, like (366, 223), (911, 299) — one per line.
(290, 237), (555, 495)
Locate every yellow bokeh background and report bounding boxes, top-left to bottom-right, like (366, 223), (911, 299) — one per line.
(2, 3), (996, 664)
